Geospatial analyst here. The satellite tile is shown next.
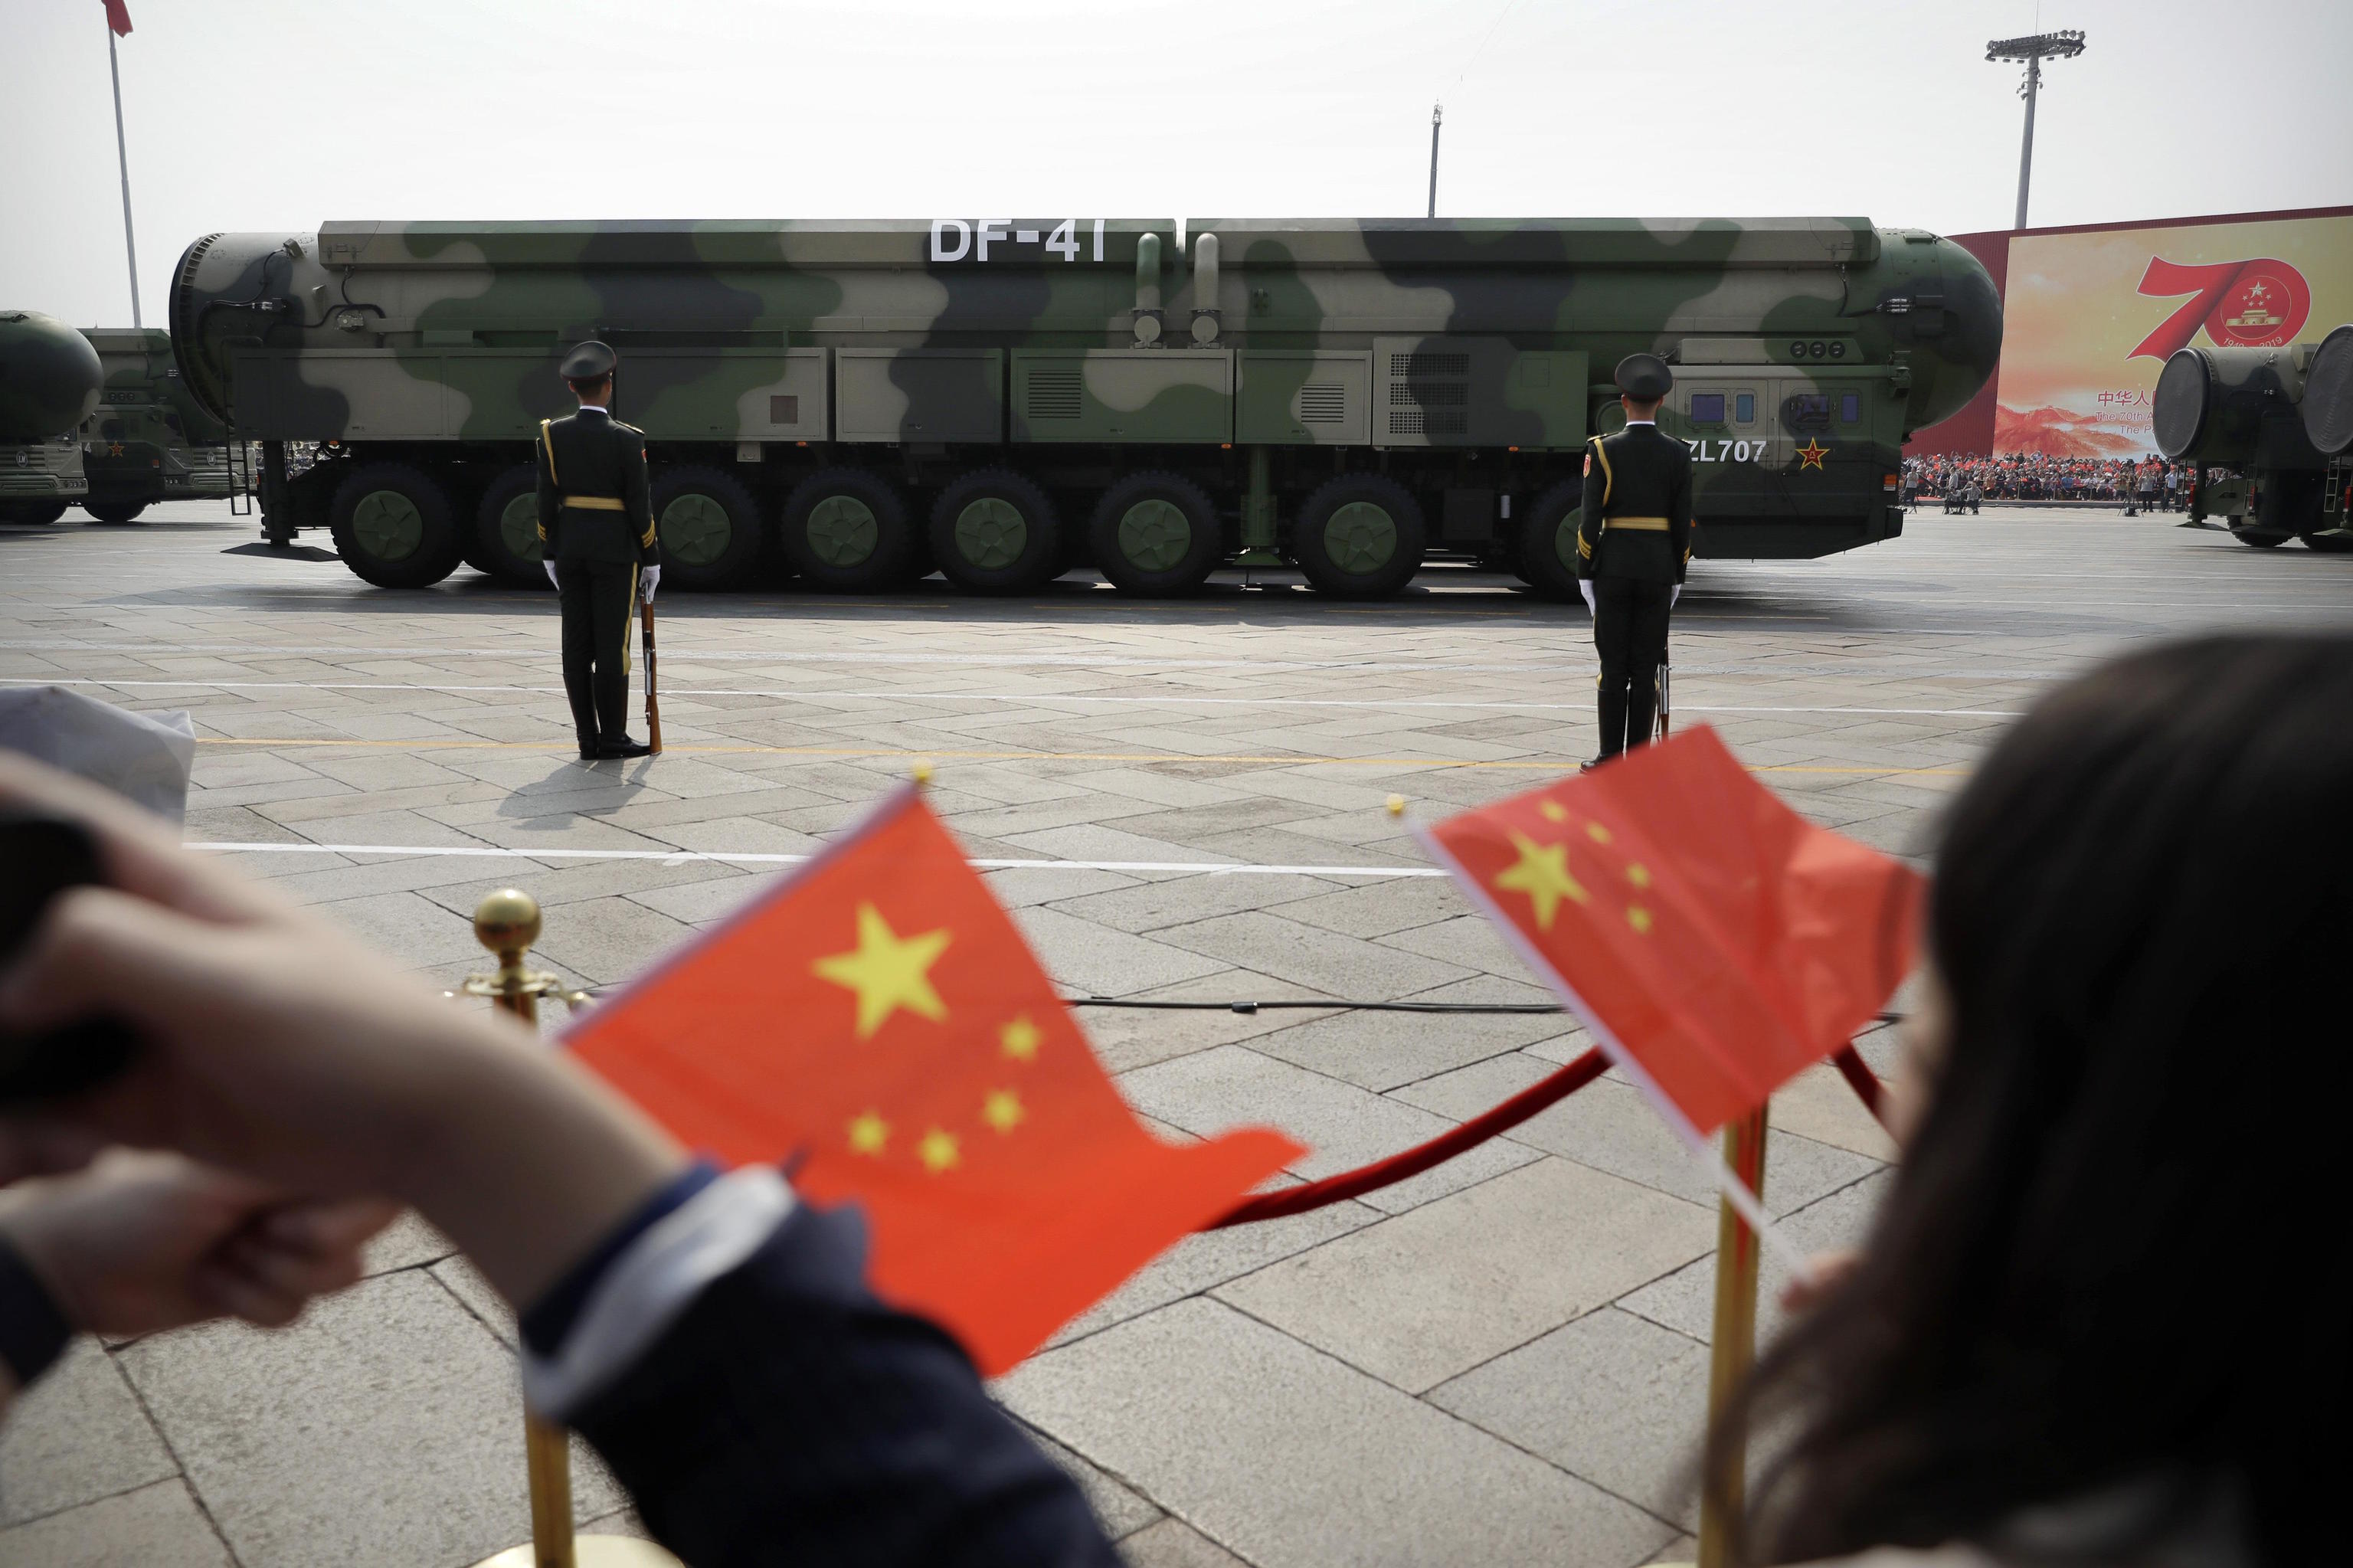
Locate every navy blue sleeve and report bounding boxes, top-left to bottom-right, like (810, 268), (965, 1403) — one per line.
(566, 1201), (1118, 1568)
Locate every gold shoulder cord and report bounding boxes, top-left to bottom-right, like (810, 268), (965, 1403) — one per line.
(538, 419), (559, 485)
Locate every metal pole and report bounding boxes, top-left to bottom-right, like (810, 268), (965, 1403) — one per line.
(1427, 103), (1443, 219)
(107, 27), (142, 328)
(2013, 58), (2040, 231)
(1695, 1105), (1769, 1568)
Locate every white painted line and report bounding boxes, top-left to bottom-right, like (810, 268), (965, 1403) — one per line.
(188, 841), (1443, 879)
(2, 676), (2028, 720)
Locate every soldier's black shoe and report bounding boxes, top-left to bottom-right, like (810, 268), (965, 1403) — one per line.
(599, 736), (653, 759)
(1582, 755), (1612, 773)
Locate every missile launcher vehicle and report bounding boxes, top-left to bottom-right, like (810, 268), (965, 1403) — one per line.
(2155, 326), (2353, 552)
(0, 310), (104, 526)
(78, 328), (252, 523)
(168, 218), (2001, 594)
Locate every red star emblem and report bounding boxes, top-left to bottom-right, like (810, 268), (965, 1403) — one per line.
(1795, 439), (1829, 470)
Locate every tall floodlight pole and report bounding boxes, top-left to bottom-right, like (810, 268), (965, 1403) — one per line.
(107, 21), (142, 326)
(1986, 31), (2086, 231)
(1428, 103), (1443, 219)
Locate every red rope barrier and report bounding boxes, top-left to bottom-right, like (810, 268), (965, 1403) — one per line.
(1209, 1041), (1893, 1227)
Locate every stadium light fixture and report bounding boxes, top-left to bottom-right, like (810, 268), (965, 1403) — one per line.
(1987, 30), (2087, 231)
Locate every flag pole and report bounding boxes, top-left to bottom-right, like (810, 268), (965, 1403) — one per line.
(1695, 1105), (1769, 1568)
(106, 21), (141, 328)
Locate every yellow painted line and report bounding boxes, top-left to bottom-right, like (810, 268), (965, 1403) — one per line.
(188, 736), (1966, 777)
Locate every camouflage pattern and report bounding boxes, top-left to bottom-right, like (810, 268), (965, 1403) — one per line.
(80, 327), (251, 522)
(2157, 332), (2353, 548)
(169, 218), (2000, 593)
(0, 310), (103, 523)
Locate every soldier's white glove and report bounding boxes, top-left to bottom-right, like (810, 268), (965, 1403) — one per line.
(639, 565), (660, 604)
(543, 560), (559, 589)
(1577, 580), (1596, 614)
(1671, 585), (1682, 609)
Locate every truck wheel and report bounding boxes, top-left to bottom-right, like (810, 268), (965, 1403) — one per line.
(1293, 474), (1425, 598)
(931, 469), (1062, 594)
(653, 467), (763, 591)
(473, 465), (551, 588)
(2234, 530), (2289, 548)
(780, 468), (916, 591)
(2302, 532), (2353, 553)
(1090, 472), (1221, 596)
(1, 501), (70, 526)
(81, 499), (149, 524)
(1514, 480), (1585, 602)
(329, 463), (463, 588)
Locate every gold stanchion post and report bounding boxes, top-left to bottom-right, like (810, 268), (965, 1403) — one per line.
(1695, 1105), (1769, 1568)
(463, 889), (680, 1568)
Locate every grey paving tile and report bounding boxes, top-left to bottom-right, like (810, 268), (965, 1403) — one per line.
(1430, 1307), (1710, 1530)
(1617, 1168), (1896, 1345)
(999, 1298), (1672, 1568)
(1151, 912), (1471, 1000)
(1214, 1157), (1714, 1393)
(0, 1478), (232, 1567)
(0, 1340), (177, 1527)
(1249, 1002), (1562, 1092)
(312, 889), (494, 970)
(1121, 1516), (1252, 1567)
(361, 1209), (457, 1276)
(523, 895), (702, 987)
(1027, 1429), (1164, 1541)
(1046, 872), (1339, 935)
(1051, 1195), (1382, 1347)
(1012, 906), (1233, 997)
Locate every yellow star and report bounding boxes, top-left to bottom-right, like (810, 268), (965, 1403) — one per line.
(1585, 821), (1612, 844)
(1538, 800), (1568, 823)
(1627, 905), (1654, 934)
(1000, 1014), (1042, 1062)
(1492, 831), (1588, 931)
(1626, 863), (1651, 889)
(811, 903), (951, 1039)
(846, 1111), (889, 1156)
(918, 1128), (960, 1173)
(1796, 438), (1829, 470)
(983, 1089), (1025, 1134)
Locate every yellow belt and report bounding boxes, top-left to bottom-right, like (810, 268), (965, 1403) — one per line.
(1605, 515), (1670, 532)
(563, 495), (627, 512)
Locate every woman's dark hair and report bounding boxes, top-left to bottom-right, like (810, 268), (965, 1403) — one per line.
(1714, 633), (2353, 1566)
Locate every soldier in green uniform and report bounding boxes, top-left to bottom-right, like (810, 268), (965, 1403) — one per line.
(1576, 353), (1694, 768)
(537, 341), (661, 760)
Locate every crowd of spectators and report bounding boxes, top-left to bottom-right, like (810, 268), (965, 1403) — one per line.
(1900, 453), (2190, 513)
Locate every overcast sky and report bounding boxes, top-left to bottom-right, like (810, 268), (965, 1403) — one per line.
(6, 0), (2347, 328)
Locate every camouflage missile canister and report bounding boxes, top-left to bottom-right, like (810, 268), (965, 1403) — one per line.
(2155, 329), (2352, 549)
(169, 218), (2000, 593)
(78, 327), (249, 524)
(0, 309), (103, 525)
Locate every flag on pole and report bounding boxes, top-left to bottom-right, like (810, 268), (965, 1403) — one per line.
(564, 785), (1302, 1375)
(1424, 725), (1923, 1139)
(103, 1), (133, 35)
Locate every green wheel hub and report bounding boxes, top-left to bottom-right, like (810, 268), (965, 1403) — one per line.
(350, 489), (424, 562)
(1323, 501), (1397, 574)
(1555, 507), (1582, 571)
(659, 493), (731, 566)
(499, 493), (542, 564)
(954, 496), (1027, 569)
(803, 493), (879, 568)
(1117, 498), (1192, 572)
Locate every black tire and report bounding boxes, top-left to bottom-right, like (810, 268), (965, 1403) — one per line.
(2234, 530), (2289, 548)
(473, 464), (552, 588)
(2302, 532), (2353, 553)
(652, 466), (763, 591)
(930, 468), (1062, 594)
(1, 500), (71, 526)
(1291, 473), (1425, 598)
(1514, 480), (1585, 603)
(779, 468), (917, 591)
(1089, 472), (1222, 596)
(81, 499), (149, 524)
(329, 463), (463, 588)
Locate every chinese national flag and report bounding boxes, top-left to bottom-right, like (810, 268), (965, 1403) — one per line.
(1426, 726), (1922, 1137)
(103, 2), (133, 36)
(565, 786), (1302, 1375)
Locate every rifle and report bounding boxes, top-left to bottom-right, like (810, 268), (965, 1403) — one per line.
(1655, 663), (1671, 741)
(640, 595), (663, 755)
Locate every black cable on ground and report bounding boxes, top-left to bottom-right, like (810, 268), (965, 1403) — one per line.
(1065, 997), (1908, 1023)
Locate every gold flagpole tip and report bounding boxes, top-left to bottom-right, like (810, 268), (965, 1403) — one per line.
(473, 889), (542, 956)
(911, 759), (935, 786)
(1386, 794), (1407, 817)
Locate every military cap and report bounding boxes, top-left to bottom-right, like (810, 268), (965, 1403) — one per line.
(1614, 352), (1672, 401)
(561, 339), (617, 381)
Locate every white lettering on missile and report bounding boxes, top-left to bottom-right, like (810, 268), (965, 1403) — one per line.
(932, 218), (1100, 262)
(931, 219), (972, 262)
(977, 219), (1011, 261)
(1094, 218), (1105, 262)
(1047, 219), (1078, 260)
(1016, 228), (1039, 244)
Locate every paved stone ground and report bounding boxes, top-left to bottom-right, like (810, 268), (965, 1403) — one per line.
(2, 505), (2348, 1567)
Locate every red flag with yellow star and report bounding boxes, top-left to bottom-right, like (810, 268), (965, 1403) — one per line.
(563, 784), (1302, 1375)
(1425, 726), (1921, 1138)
